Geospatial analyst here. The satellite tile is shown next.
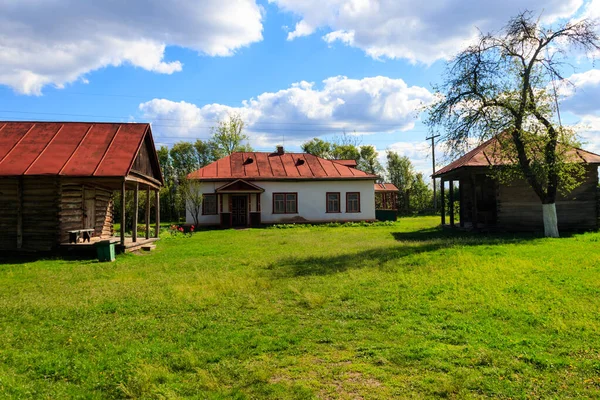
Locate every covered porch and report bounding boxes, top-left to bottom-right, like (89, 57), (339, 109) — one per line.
(215, 179), (264, 228)
(374, 183), (399, 221)
(437, 169), (498, 230)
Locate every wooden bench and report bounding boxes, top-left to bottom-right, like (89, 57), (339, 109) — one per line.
(68, 229), (95, 244)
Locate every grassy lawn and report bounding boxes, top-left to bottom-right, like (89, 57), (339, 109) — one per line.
(1, 217), (600, 399)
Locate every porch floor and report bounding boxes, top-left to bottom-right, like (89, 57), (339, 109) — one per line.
(60, 237), (159, 254)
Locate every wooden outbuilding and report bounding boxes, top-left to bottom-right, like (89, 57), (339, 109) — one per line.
(434, 137), (600, 231)
(0, 122), (163, 252)
(374, 183), (400, 221)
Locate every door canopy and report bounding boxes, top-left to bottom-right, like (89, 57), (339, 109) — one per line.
(215, 179), (264, 193)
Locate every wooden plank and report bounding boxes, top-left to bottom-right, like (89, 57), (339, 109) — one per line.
(440, 180), (445, 225)
(145, 186), (150, 239)
(16, 177), (23, 249)
(155, 190), (160, 238)
(132, 183), (138, 242)
(121, 181), (126, 246)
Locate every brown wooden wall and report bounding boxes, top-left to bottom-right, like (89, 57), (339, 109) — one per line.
(0, 177), (114, 251)
(0, 178), (18, 250)
(0, 177), (60, 251)
(497, 165), (598, 231)
(58, 182), (113, 243)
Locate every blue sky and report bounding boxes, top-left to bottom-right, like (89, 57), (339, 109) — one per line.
(1, 0), (599, 175)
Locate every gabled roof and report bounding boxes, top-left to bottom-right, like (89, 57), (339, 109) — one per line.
(187, 152), (378, 181)
(0, 121), (163, 185)
(374, 183), (399, 192)
(434, 136), (600, 178)
(216, 179), (265, 193)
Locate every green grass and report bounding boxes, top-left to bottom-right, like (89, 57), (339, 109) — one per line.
(1, 217), (600, 399)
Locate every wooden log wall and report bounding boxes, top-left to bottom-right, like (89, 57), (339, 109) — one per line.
(0, 178), (18, 250)
(497, 165), (598, 231)
(59, 182), (114, 243)
(0, 177), (61, 251)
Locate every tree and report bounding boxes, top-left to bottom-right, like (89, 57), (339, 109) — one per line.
(211, 113), (252, 155)
(426, 11), (600, 237)
(194, 139), (219, 167)
(386, 151), (414, 214)
(331, 144), (360, 161)
(182, 179), (203, 226)
(410, 173), (433, 213)
(170, 142), (198, 179)
(301, 138), (332, 158)
(358, 145), (384, 176)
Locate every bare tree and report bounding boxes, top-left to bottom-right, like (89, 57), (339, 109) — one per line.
(427, 11), (600, 237)
(182, 179), (203, 226)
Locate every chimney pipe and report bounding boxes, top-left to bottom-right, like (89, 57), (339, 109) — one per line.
(276, 145), (284, 155)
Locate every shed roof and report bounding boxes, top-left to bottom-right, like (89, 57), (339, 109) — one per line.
(0, 122), (163, 185)
(374, 183), (399, 192)
(434, 136), (600, 178)
(187, 152), (377, 181)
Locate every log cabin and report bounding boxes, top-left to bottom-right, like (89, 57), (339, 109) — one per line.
(0, 122), (163, 252)
(434, 136), (600, 232)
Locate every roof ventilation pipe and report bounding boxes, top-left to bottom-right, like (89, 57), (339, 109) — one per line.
(276, 145), (284, 155)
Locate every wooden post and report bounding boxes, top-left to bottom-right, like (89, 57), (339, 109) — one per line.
(440, 180), (446, 226)
(471, 175), (478, 230)
(145, 186), (150, 240)
(449, 180), (455, 227)
(132, 183), (139, 242)
(120, 181), (126, 246)
(16, 177), (23, 249)
(459, 180), (465, 228)
(155, 190), (160, 238)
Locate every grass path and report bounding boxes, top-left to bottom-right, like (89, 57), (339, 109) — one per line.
(1, 217), (600, 398)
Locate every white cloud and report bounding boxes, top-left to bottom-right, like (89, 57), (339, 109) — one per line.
(140, 75), (434, 148)
(271, 0), (584, 63)
(0, 0), (263, 95)
(287, 20), (316, 40)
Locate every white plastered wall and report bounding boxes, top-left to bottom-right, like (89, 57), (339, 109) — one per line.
(186, 179), (376, 225)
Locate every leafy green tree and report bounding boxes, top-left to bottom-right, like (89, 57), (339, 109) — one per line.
(358, 145), (384, 176)
(211, 113), (252, 155)
(194, 139), (220, 167)
(386, 151), (414, 214)
(301, 138), (332, 158)
(331, 144), (360, 162)
(426, 11), (599, 237)
(170, 142), (199, 179)
(410, 173), (433, 213)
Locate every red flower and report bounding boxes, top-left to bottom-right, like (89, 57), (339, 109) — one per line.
(179, 227), (184, 232)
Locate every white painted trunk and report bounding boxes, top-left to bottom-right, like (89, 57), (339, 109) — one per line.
(542, 203), (559, 238)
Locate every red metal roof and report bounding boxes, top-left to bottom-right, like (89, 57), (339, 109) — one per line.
(434, 136), (600, 177)
(374, 183), (399, 192)
(187, 152), (378, 181)
(333, 159), (358, 167)
(0, 122), (159, 180)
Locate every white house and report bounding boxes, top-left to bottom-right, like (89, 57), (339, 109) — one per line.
(186, 147), (378, 227)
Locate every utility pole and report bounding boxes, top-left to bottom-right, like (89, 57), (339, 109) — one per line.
(426, 134), (440, 211)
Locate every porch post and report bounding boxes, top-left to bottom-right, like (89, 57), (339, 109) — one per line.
(120, 181), (126, 246)
(132, 182), (139, 242)
(247, 194), (251, 227)
(440, 180), (446, 226)
(145, 186), (150, 239)
(459, 180), (465, 228)
(471, 175), (478, 230)
(154, 190), (160, 238)
(449, 180), (455, 227)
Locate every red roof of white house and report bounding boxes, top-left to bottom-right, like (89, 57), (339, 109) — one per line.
(434, 136), (600, 178)
(187, 152), (378, 181)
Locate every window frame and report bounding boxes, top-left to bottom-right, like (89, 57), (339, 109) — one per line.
(326, 192), (341, 213)
(202, 193), (218, 215)
(346, 192), (361, 213)
(272, 192), (298, 214)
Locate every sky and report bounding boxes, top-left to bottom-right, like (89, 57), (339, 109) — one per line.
(1, 0), (600, 177)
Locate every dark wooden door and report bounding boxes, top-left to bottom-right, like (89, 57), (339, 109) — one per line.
(231, 196), (247, 226)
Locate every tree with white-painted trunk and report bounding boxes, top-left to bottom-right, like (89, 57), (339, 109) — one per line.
(426, 11), (600, 237)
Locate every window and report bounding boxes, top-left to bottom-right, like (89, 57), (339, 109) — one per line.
(273, 193), (297, 214)
(326, 192), (340, 213)
(202, 194), (218, 215)
(346, 192), (361, 213)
